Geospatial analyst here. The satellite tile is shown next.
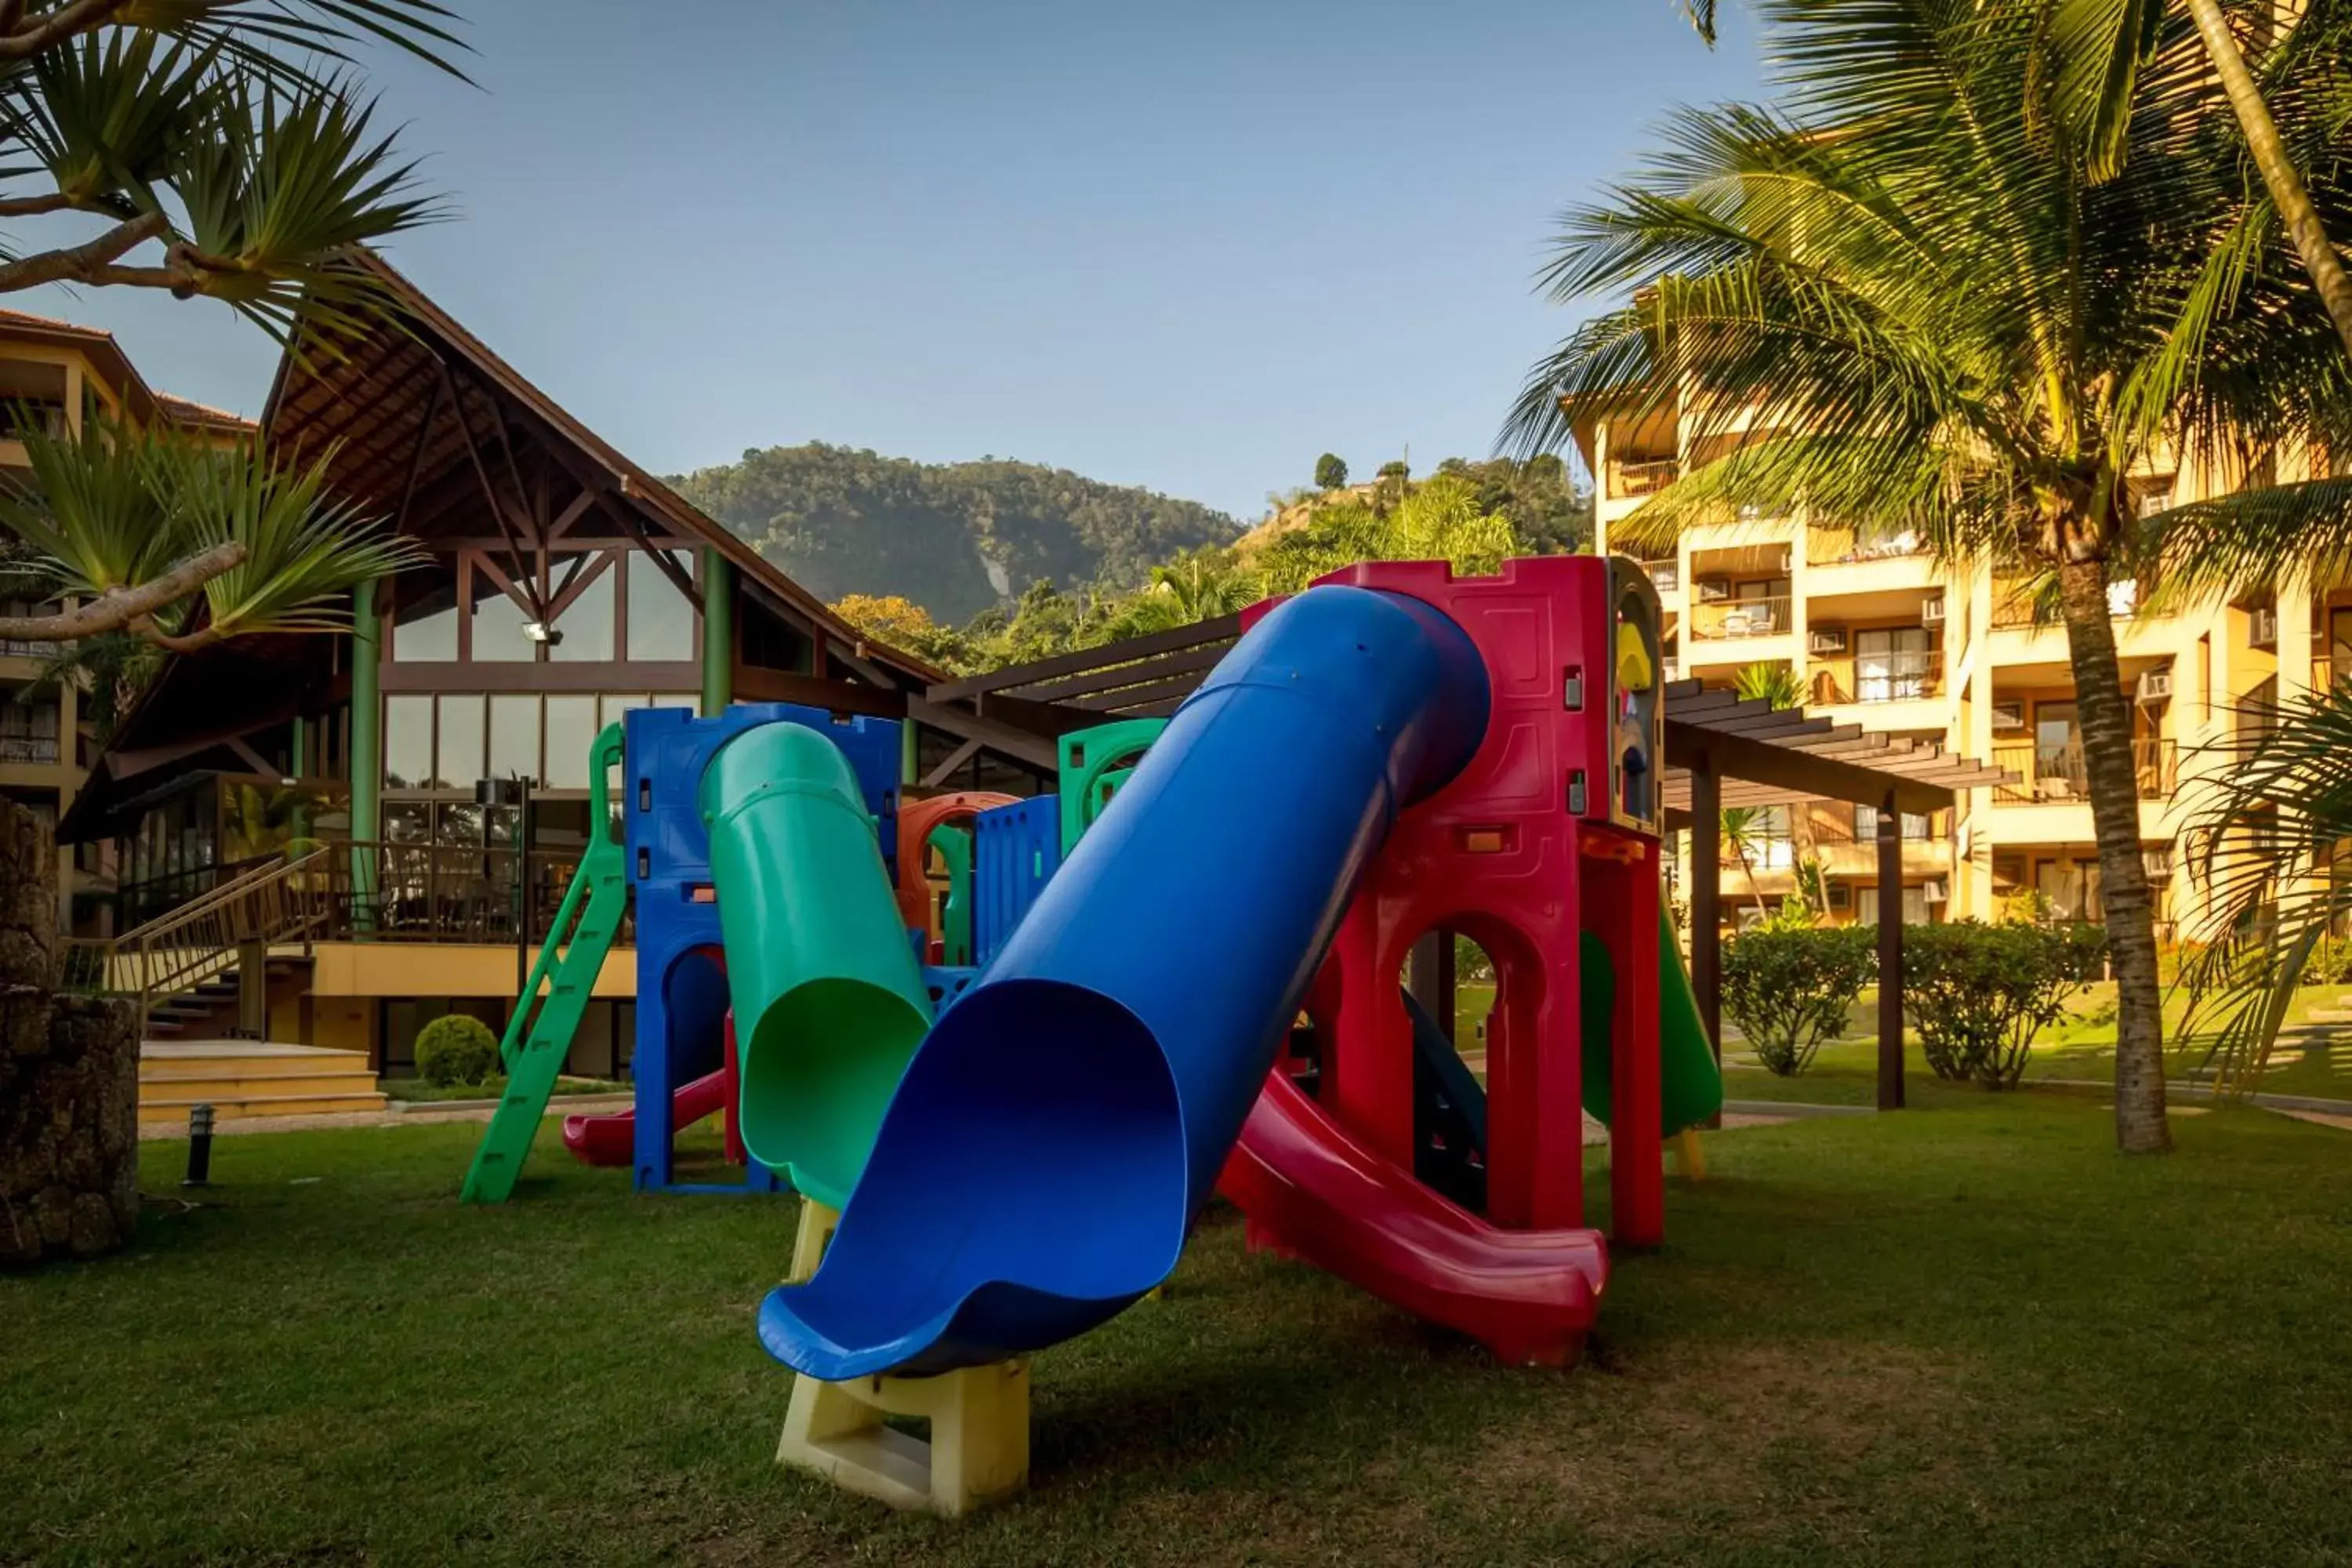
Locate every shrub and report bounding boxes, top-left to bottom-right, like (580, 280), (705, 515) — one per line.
(1721, 924), (1878, 1077)
(1902, 921), (2107, 1089)
(416, 1014), (500, 1087)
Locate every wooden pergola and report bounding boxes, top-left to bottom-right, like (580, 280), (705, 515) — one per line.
(924, 615), (2013, 1112)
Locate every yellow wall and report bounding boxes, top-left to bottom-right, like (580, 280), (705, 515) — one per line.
(304, 942), (637, 1000)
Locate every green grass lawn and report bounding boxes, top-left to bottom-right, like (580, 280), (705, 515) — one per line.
(9, 1103), (2352, 1565)
(381, 1075), (630, 1105)
(1714, 982), (2352, 1106)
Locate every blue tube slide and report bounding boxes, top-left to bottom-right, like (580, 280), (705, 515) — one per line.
(757, 586), (1491, 1378)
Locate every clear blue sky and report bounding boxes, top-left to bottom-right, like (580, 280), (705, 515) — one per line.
(15, 1), (1761, 522)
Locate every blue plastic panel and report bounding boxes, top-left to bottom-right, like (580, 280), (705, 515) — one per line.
(968, 796), (1062, 968)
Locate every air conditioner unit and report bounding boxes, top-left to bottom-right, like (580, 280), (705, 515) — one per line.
(2143, 846), (2175, 879)
(1697, 578), (1731, 603)
(1991, 701), (2026, 731)
(2137, 667), (2173, 703)
(2250, 605), (2279, 648)
(1923, 879), (1949, 904)
(1922, 595), (1947, 625)
(1809, 626), (1849, 655)
(1828, 882), (1853, 910)
(1777, 549), (1794, 575)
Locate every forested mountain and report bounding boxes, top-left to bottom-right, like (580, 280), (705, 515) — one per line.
(670, 443), (1241, 623)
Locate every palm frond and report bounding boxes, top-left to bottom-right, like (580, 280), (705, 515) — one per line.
(157, 435), (426, 643)
(2140, 477), (2352, 608)
(0, 412), (182, 595)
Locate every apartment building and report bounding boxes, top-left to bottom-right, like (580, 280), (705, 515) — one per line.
(0, 310), (255, 927)
(1576, 401), (2313, 941)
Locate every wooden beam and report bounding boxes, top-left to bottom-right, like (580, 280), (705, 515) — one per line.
(1690, 751), (1722, 1065)
(1877, 789), (1906, 1112)
(732, 666), (907, 718)
(381, 660), (701, 694)
(438, 361), (543, 618)
(391, 370), (447, 534)
(1018, 642), (1232, 704)
(1073, 669), (1212, 713)
(597, 495), (704, 612)
(927, 615), (1243, 703)
(1664, 721), (1955, 815)
(906, 698), (1061, 772)
(546, 486), (598, 540)
(919, 738), (983, 788)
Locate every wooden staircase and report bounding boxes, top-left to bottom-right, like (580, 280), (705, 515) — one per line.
(139, 1041), (387, 1129)
(62, 851), (386, 1127)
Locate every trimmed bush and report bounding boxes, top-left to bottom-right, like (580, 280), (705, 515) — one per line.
(1902, 921), (2107, 1089)
(416, 1014), (500, 1087)
(1722, 924), (1878, 1076)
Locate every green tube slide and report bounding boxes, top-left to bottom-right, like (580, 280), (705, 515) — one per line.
(1579, 909), (1724, 1138)
(701, 722), (934, 1210)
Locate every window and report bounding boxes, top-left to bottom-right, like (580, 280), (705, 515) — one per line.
(548, 555), (617, 663)
(488, 694), (540, 785)
(472, 575), (536, 662)
(1855, 627), (1931, 702)
(385, 696), (434, 788)
(627, 550), (696, 662)
(2036, 858), (2102, 923)
(1854, 805), (1933, 841)
(545, 697), (597, 789)
(434, 695), (485, 789)
(395, 580), (459, 662)
(1857, 884), (1930, 926)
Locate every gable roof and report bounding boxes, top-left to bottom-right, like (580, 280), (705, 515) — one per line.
(0, 308), (258, 434)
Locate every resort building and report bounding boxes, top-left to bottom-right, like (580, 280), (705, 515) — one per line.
(0, 310), (255, 927)
(57, 257), (1047, 1091)
(1573, 400), (2320, 942)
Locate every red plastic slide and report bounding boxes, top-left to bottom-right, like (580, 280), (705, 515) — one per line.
(1218, 1071), (1608, 1367)
(562, 1067), (735, 1167)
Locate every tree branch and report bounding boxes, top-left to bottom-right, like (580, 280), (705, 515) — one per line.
(0, 0), (134, 60)
(0, 210), (169, 294)
(0, 543), (246, 644)
(0, 191), (108, 220)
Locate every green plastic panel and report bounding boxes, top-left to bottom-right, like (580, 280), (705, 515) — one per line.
(1056, 718), (1167, 854)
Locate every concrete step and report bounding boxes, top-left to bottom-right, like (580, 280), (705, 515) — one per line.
(139, 1042), (383, 1127)
(140, 1089), (390, 1125)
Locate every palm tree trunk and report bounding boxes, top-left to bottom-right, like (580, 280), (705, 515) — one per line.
(2185, 0), (2352, 362)
(2056, 557), (2172, 1154)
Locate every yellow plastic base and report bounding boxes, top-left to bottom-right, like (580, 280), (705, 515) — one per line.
(775, 1200), (1032, 1516)
(1673, 1127), (1707, 1181)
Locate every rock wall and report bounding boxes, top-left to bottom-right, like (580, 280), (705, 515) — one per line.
(0, 800), (139, 1266)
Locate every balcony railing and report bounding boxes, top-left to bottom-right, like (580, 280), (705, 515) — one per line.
(1610, 457), (1680, 499)
(1992, 579), (2162, 629)
(2317, 656), (2345, 693)
(0, 735), (60, 764)
(1690, 595), (1791, 641)
(1993, 739), (2176, 804)
(1809, 654), (1942, 706)
(1809, 528), (1927, 566)
(0, 638), (47, 660)
(1642, 559), (1680, 593)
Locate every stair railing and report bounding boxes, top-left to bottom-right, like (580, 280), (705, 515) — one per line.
(60, 847), (336, 1025)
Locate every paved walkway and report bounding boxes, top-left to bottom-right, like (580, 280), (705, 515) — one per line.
(138, 1094), (632, 1140)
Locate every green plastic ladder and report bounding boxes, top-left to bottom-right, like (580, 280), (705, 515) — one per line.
(460, 724), (630, 1205)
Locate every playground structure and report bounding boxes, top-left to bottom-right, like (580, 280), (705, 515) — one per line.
(463, 555), (1723, 1514)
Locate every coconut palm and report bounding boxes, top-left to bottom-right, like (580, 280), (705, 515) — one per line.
(1732, 659), (1804, 711)
(1511, 0), (2352, 1153)
(2176, 686), (2352, 1094)
(1679, 1), (2352, 358)
(1719, 804), (1780, 924)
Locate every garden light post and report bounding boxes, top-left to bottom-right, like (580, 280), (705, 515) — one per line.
(183, 1103), (213, 1187)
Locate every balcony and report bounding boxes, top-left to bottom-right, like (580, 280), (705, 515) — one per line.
(2316, 656), (2344, 694)
(1993, 739), (2176, 804)
(1690, 594), (1791, 641)
(1809, 527), (1928, 566)
(1642, 559), (1680, 594)
(0, 735), (60, 764)
(1809, 653), (1943, 706)
(1609, 457), (1679, 499)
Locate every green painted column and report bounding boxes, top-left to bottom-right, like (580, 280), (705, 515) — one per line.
(701, 547), (734, 717)
(901, 710), (919, 786)
(349, 578), (382, 931)
(289, 713), (310, 779)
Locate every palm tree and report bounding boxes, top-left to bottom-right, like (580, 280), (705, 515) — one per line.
(0, 416), (423, 652)
(0, 1), (464, 644)
(1732, 659), (1803, 711)
(1719, 804), (1779, 924)
(2176, 685), (2352, 1095)
(1511, 0), (2350, 1154)
(1680, 1), (2352, 360)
